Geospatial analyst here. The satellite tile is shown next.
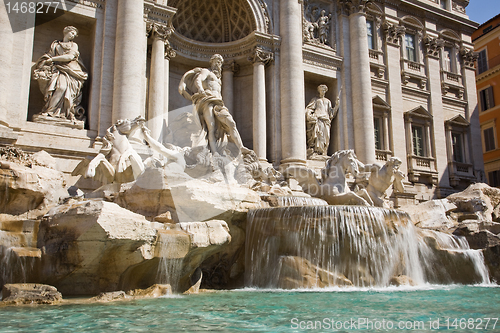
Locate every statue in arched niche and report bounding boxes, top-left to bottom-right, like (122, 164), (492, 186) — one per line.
(305, 84), (339, 159)
(178, 54), (250, 156)
(33, 26), (88, 128)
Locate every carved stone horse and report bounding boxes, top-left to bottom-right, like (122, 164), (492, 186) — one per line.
(285, 150), (373, 206)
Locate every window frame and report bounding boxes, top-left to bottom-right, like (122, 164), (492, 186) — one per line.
(479, 86), (495, 112)
(404, 107), (434, 159)
(441, 46), (455, 73)
(451, 131), (465, 163)
(367, 19), (375, 50)
(372, 96), (392, 162)
(477, 49), (488, 74)
(404, 33), (417, 62)
(412, 124), (425, 156)
(488, 170), (500, 187)
(483, 125), (496, 152)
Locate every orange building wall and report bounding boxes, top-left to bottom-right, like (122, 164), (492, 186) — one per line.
(474, 14), (500, 185)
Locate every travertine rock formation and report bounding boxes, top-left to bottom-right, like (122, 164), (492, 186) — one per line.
(1, 283), (62, 305)
(0, 148), (66, 216)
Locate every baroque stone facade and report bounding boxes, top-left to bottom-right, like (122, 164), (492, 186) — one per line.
(0, 0), (483, 198)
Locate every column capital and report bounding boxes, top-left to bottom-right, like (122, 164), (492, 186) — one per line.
(423, 35), (444, 59)
(146, 21), (173, 41)
(459, 46), (477, 70)
(382, 21), (405, 47)
(338, 0), (370, 16)
(223, 60), (240, 74)
(248, 47), (274, 65)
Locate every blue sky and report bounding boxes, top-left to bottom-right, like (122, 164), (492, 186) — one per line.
(466, 0), (500, 25)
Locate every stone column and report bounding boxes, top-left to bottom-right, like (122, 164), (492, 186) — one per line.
(112, 0), (146, 122)
(280, 0), (306, 166)
(147, 22), (172, 141)
(445, 124), (453, 162)
(249, 48), (273, 161)
(222, 61), (238, 116)
(0, 1), (12, 127)
(460, 47), (485, 180)
(338, 9), (354, 150)
(383, 20), (407, 171)
(424, 35), (450, 188)
(164, 42), (176, 129)
(343, 0), (375, 164)
(97, 0), (118, 137)
(383, 113), (390, 152)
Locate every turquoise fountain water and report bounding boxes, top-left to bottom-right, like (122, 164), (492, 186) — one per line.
(0, 286), (498, 332)
(0, 202), (497, 332)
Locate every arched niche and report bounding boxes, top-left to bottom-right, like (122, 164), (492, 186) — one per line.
(167, 0), (275, 63)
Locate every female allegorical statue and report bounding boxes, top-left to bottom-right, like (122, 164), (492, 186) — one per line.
(33, 26), (88, 124)
(305, 84), (339, 158)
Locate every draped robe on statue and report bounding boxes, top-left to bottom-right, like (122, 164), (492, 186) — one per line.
(305, 96), (337, 156)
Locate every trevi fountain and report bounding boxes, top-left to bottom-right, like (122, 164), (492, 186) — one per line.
(0, 0), (499, 332)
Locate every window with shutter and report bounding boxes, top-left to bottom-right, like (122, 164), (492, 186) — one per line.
(451, 132), (464, 163)
(484, 127), (496, 152)
(477, 49), (488, 74)
(479, 86), (495, 111)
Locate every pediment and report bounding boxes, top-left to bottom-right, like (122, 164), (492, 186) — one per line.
(400, 16), (424, 30)
(446, 114), (470, 127)
(372, 96), (391, 110)
(440, 29), (461, 42)
(405, 106), (432, 119)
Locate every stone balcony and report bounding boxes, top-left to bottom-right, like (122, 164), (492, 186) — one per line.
(401, 59), (427, 89)
(375, 149), (393, 162)
(440, 70), (464, 99)
(407, 155), (438, 184)
(369, 49), (386, 79)
(448, 161), (475, 187)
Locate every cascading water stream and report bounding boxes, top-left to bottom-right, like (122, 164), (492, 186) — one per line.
(276, 196), (328, 207)
(245, 205), (490, 288)
(0, 226), (40, 290)
(155, 231), (184, 291)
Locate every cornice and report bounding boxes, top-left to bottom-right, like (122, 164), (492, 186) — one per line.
(381, 0), (478, 32)
(144, 1), (177, 26)
(476, 65), (500, 84)
(66, 0), (104, 9)
(442, 95), (468, 108)
(169, 31), (281, 62)
(302, 44), (343, 71)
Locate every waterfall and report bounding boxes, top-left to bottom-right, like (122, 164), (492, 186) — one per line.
(276, 196), (328, 207)
(0, 226), (40, 289)
(418, 229), (490, 285)
(245, 205), (490, 288)
(155, 231), (184, 291)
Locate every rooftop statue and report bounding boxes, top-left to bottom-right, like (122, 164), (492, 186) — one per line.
(305, 84), (339, 159)
(33, 26), (88, 128)
(178, 54), (250, 156)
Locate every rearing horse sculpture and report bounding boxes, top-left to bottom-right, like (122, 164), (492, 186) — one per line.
(285, 150), (373, 206)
